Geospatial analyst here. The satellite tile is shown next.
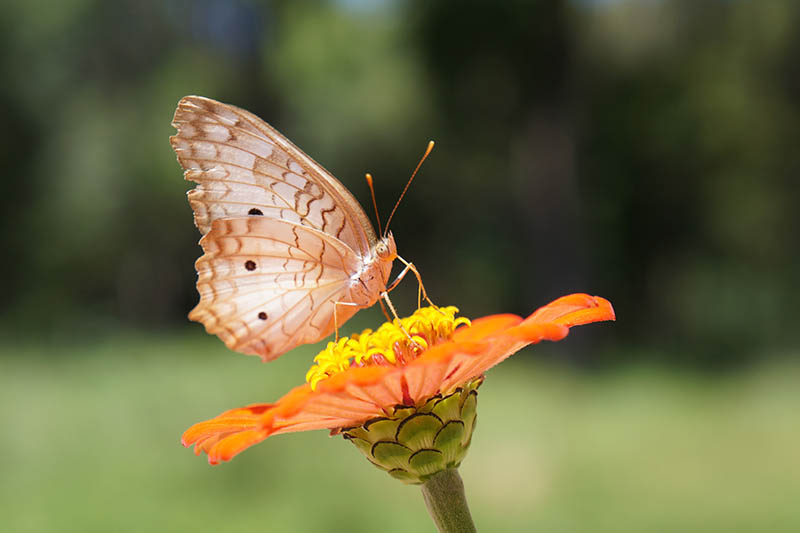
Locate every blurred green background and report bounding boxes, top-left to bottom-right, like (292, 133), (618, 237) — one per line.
(1, 0), (798, 531)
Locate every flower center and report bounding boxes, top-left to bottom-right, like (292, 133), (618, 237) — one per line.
(306, 306), (471, 390)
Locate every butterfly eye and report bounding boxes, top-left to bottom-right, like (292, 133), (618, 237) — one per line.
(375, 242), (388, 257)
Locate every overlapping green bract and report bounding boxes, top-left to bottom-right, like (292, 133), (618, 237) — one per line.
(342, 378), (482, 484)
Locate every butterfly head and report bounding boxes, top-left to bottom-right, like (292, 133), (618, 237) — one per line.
(374, 232), (397, 263)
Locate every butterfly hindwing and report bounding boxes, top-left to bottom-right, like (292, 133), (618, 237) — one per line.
(190, 217), (363, 360)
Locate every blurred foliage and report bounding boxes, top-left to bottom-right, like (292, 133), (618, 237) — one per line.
(1, 0), (799, 368)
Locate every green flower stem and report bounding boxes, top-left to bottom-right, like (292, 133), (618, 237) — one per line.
(420, 468), (477, 533)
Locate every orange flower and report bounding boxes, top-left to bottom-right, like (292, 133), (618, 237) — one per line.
(183, 293), (615, 465)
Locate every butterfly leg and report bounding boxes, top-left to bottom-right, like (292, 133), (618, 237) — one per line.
(378, 297), (393, 322)
(387, 255), (437, 310)
(379, 292), (421, 350)
(333, 300), (360, 342)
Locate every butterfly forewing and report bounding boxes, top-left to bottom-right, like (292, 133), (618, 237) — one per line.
(170, 96), (376, 254)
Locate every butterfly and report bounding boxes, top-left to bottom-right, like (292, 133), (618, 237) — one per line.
(170, 96), (429, 361)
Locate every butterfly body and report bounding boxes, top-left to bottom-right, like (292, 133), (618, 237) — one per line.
(171, 96), (398, 361)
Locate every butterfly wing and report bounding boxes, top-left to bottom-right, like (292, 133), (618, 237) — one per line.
(190, 216), (364, 361)
(170, 95), (377, 255)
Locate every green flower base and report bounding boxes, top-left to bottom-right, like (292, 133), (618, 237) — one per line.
(342, 377), (482, 485)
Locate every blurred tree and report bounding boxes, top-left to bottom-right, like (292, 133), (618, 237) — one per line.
(410, 0), (586, 317)
(1, 0), (798, 367)
(574, 0), (800, 363)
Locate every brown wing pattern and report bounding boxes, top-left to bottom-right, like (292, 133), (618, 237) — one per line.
(189, 217), (364, 360)
(170, 95), (376, 256)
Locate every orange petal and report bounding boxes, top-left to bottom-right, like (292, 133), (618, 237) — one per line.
(525, 293), (615, 327)
(452, 314), (521, 342)
(207, 428), (270, 465)
(182, 403), (273, 463)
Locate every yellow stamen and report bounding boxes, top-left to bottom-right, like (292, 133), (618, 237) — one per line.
(306, 306), (470, 390)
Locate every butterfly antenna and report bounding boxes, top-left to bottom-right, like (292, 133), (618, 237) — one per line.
(365, 173), (383, 236)
(384, 140), (435, 236)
